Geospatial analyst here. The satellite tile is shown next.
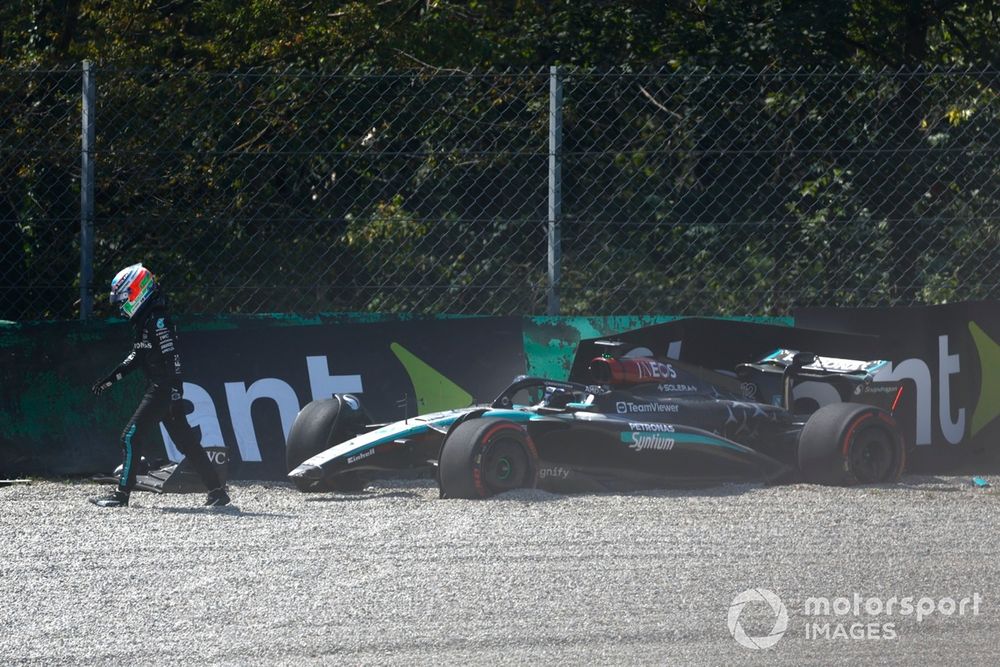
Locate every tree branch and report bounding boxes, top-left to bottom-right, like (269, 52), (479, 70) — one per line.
(829, 30), (899, 67)
(53, 0), (81, 55)
(336, 0), (425, 69)
(329, 0), (399, 19)
(930, 2), (990, 66)
(638, 84), (683, 122)
(392, 48), (470, 74)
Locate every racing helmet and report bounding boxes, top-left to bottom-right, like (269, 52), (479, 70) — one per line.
(109, 263), (158, 319)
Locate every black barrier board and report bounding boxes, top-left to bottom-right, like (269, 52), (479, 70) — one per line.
(0, 316), (524, 480)
(0, 318), (140, 477)
(796, 302), (1000, 473)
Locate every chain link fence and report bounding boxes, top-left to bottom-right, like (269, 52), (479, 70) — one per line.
(2, 65), (998, 321)
(0, 67), (82, 321)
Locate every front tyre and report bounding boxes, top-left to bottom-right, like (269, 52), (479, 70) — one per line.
(439, 418), (539, 499)
(798, 403), (905, 485)
(286, 395), (370, 492)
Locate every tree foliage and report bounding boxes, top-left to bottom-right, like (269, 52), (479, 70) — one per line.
(5, 1), (1000, 71)
(1, 2), (999, 318)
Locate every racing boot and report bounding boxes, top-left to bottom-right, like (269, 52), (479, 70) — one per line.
(205, 486), (231, 507)
(90, 489), (130, 508)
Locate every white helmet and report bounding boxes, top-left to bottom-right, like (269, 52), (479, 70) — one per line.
(109, 263), (159, 319)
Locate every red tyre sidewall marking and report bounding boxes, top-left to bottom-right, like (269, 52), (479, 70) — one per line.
(841, 412), (876, 457)
(841, 411), (905, 477)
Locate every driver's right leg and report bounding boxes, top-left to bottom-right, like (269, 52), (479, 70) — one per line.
(92, 389), (165, 508)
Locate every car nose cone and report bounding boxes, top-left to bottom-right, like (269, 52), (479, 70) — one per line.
(288, 463), (323, 480)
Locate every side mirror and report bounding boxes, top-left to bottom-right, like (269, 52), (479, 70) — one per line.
(791, 352), (817, 368)
(784, 352), (816, 411)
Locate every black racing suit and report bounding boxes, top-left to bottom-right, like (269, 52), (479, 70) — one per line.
(101, 302), (221, 494)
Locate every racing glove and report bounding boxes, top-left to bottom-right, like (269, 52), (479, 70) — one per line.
(91, 375), (115, 396)
(168, 389), (188, 421)
(169, 400), (188, 420)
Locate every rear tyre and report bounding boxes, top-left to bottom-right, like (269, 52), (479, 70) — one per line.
(439, 418), (539, 499)
(798, 402), (905, 486)
(285, 395), (370, 492)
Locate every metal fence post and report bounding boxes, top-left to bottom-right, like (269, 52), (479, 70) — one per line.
(79, 60), (96, 319)
(547, 66), (562, 316)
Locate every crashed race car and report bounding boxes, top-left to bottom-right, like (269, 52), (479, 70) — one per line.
(286, 319), (910, 499)
(93, 446), (230, 493)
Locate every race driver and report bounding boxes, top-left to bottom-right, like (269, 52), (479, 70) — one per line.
(90, 263), (230, 508)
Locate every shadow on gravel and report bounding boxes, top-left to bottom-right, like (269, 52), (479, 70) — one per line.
(303, 483), (759, 503)
(616, 483), (763, 499)
(153, 506), (296, 518)
(304, 490), (424, 502)
(885, 475), (985, 492)
(490, 489), (564, 502)
(279, 475), (987, 505)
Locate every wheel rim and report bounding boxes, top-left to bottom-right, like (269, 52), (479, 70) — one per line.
(848, 424), (897, 483)
(496, 457), (513, 481)
(483, 436), (531, 492)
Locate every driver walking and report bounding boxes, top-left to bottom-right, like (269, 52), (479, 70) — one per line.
(90, 263), (230, 508)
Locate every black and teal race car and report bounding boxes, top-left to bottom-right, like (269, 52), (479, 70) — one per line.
(286, 321), (909, 499)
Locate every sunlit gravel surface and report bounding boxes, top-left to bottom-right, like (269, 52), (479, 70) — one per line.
(2, 476), (999, 665)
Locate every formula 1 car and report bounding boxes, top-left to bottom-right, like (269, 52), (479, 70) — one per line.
(286, 320), (909, 498)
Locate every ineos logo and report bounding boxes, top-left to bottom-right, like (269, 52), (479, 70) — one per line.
(728, 588), (788, 650)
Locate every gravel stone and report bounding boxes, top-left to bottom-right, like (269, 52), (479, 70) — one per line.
(2, 476), (999, 665)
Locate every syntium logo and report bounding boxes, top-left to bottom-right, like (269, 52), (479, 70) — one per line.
(623, 432), (676, 452)
(874, 322), (999, 445)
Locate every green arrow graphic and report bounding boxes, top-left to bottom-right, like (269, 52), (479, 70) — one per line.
(969, 321), (1000, 437)
(390, 342), (473, 413)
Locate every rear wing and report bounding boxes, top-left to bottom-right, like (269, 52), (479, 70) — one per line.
(737, 348), (904, 414)
(752, 349), (889, 379)
(568, 317), (884, 385)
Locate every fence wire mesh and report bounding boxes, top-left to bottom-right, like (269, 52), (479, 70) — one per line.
(1, 66), (998, 320)
(559, 68), (1000, 314)
(0, 67), (82, 321)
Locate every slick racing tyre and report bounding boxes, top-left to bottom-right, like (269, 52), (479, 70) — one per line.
(798, 402), (905, 486)
(439, 418), (539, 499)
(285, 394), (369, 492)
